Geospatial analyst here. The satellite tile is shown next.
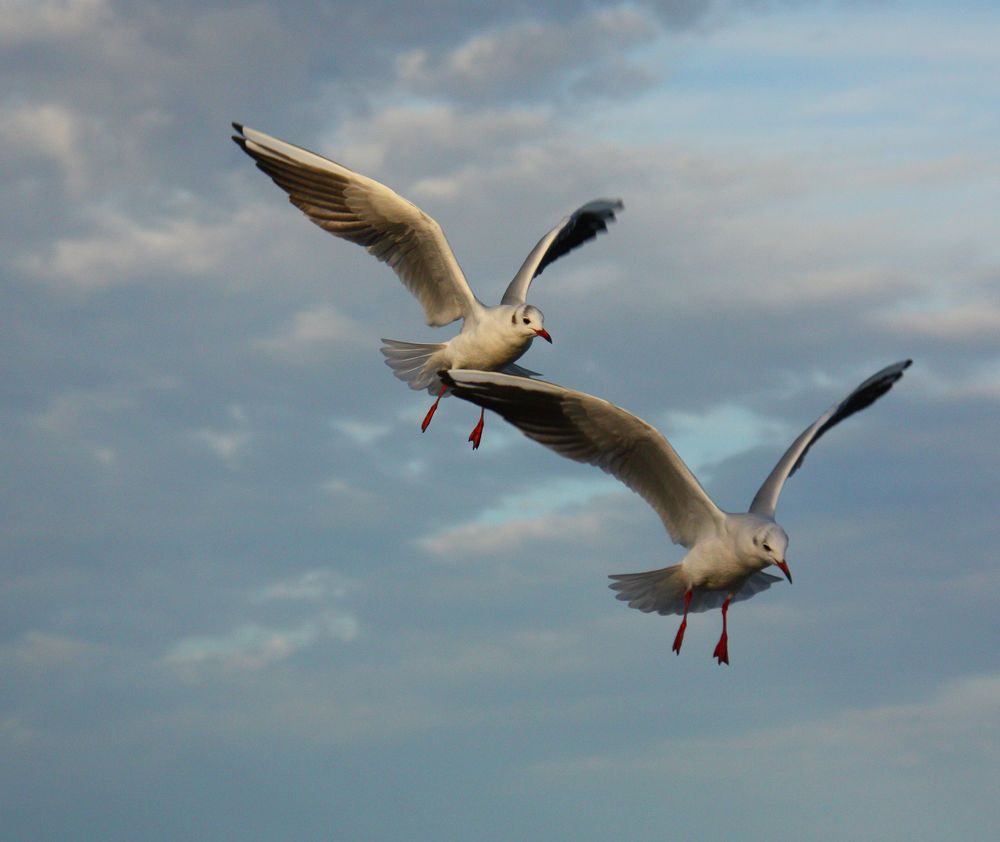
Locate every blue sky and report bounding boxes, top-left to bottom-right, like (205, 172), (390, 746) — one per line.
(2, 1), (999, 839)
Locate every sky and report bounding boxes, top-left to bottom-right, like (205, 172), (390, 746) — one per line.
(2, 0), (999, 839)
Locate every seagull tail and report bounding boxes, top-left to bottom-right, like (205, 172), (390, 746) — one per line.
(380, 338), (448, 395)
(609, 568), (783, 617)
(608, 565), (691, 616)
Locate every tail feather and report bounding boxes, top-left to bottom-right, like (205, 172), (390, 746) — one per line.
(609, 565), (691, 616)
(380, 338), (448, 394)
(609, 567), (783, 616)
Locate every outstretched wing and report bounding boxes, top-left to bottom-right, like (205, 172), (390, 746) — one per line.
(232, 123), (482, 327)
(749, 359), (912, 517)
(501, 199), (624, 305)
(442, 370), (726, 548)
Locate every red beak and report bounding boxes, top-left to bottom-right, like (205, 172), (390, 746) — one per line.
(534, 328), (553, 344)
(775, 559), (792, 584)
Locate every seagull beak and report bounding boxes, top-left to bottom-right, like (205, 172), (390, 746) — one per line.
(534, 328), (553, 344)
(775, 559), (792, 584)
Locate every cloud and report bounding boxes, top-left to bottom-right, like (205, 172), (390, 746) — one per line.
(4, 3), (1000, 839)
(529, 671), (1000, 784)
(255, 305), (366, 359)
(331, 105), (552, 182)
(2, 630), (98, 670)
(17, 203), (273, 292)
(331, 418), (392, 446)
(396, 6), (661, 104)
(164, 610), (359, 672)
(252, 569), (352, 603)
(417, 509), (608, 561)
(0, 0), (113, 46)
(660, 402), (794, 475)
(0, 102), (93, 195)
(880, 300), (1000, 341)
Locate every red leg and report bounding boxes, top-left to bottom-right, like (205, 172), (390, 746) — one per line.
(421, 384), (447, 432)
(713, 596), (732, 665)
(468, 408), (485, 450)
(672, 590), (693, 655)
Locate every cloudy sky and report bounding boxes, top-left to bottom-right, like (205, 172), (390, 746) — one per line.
(3, 0), (999, 838)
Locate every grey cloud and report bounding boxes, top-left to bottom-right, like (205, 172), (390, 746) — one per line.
(395, 7), (663, 105)
(3, 2), (999, 839)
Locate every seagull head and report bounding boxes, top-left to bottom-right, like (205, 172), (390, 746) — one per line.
(512, 304), (552, 343)
(752, 524), (792, 583)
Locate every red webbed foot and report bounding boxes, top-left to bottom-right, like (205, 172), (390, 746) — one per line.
(713, 596), (732, 665)
(712, 633), (729, 665)
(468, 409), (485, 450)
(421, 385), (447, 433)
(672, 590), (693, 655)
(672, 618), (687, 655)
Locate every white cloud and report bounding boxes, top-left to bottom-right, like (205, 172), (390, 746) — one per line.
(395, 6), (660, 103)
(35, 389), (133, 435)
(164, 610), (359, 672)
(0, 0), (113, 46)
(255, 305), (366, 359)
(2, 630), (97, 669)
(417, 508), (608, 561)
(194, 428), (250, 464)
(331, 418), (392, 446)
(18, 204), (274, 292)
(880, 300), (1000, 340)
(193, 405), (251, 465)
(0, 102), (92, 194)
(331, 105), (551, 180)
(252, 569), (351, 604)
(530, 671), (1000, 782)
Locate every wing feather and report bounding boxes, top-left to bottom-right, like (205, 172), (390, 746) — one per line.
(232, 123), (481, 327)
(442, 370), (726, 548)
(501, 199), (623, 305)
(749, 359), (912, 517)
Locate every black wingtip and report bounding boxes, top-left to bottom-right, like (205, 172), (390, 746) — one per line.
(230, 122), (248, 149)
(439, 369), (456, 388)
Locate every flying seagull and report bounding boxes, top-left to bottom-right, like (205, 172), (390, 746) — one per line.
(231, 123), (623, 448)
(441, 360), (911, 663)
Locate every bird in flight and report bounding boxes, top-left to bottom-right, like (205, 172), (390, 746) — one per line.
(442, 360), (911, 663)
(231, 123), (622, 448)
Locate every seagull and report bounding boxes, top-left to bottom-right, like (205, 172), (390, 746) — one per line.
(231, 123), (623, 449)
(441, 360), (911, 663)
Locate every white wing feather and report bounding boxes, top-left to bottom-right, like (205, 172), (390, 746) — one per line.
(442, 370), (726, 548)
(233, 123), (482, 327)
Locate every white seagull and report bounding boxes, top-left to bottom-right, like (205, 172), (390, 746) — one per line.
(231, 123), (623, 448)
(442, 360), (911, 663)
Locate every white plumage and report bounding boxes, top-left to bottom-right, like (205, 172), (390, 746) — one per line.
(443, 360), (911, 663)
(232, 123), (622, 447)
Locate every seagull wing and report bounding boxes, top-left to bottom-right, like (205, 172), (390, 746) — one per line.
(232, 123), (482, 327)
(500, 199), (623, 305)
(442, 370), (726, 548)
(749, 359), (912, 518)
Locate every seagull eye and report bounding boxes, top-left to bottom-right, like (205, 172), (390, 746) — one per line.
(762, 543), (772, 553)
(522, 317), (531, 324)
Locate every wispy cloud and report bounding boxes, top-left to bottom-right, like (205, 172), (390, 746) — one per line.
(164, 610), (359, 672)
(251, 569), (352, 604)
(17, 205), (272, 292)
(396, 6), (660, 104)
(255, 305), (366, 359)
(529, 671), (1000, 781)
